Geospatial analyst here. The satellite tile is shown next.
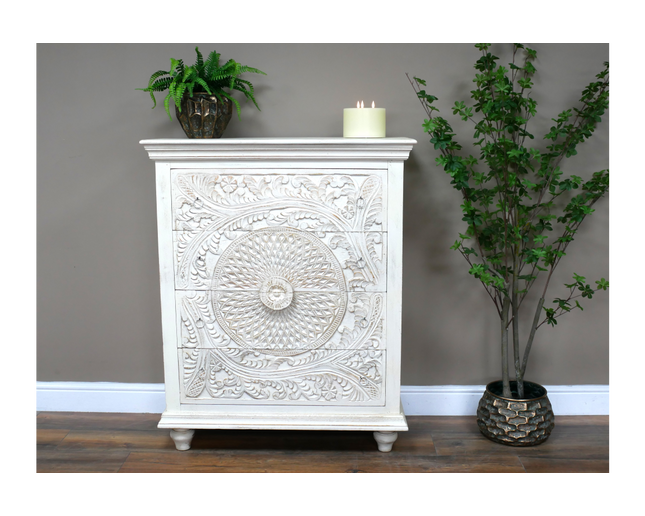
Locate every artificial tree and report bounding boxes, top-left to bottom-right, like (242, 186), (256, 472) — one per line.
(409, 43), (609, 399)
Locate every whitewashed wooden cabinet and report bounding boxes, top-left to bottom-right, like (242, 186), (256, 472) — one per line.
(140, 138), (416, 451)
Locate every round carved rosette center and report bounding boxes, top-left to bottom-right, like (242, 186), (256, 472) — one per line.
(260, 276), (294, 310)
(212, 228), (347, 355)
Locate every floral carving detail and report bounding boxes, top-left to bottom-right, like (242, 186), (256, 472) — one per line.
(220, 176), (237, 193)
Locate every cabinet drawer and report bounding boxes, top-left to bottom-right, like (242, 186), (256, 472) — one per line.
(178, 346), (386, 406)
(177, 290), (386, 352)
(171, 169), (388, 233)
(174, 228), (387, 292)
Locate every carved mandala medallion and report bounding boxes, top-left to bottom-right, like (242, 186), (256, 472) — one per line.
(212, 228), (348, 355)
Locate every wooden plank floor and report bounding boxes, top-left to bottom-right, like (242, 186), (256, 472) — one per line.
(36, 412), (609, 473)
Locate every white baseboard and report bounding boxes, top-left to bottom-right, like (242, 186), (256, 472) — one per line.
(36, 382), (609, 416)
(400, 385), (608, 415)
(36, 382), (167, 414)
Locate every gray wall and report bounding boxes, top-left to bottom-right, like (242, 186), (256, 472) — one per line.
(37, 43), (609, 385)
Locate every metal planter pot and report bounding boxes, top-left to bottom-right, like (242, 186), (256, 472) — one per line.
(477, 380), (555, 446)
(175, 93), (233, 139)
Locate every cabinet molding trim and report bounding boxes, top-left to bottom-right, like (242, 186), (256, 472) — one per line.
(140, 137), (416, 162)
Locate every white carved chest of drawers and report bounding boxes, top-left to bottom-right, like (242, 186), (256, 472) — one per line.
(141, 138), (416, 452)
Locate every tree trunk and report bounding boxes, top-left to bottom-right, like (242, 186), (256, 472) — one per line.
(501, 297), (512, 398)
(521, 297), (545, 379)
(512, 264), (524, 398)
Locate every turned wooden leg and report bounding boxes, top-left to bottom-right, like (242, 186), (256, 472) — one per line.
(373, 431), (398, 452)
(170, 428), (195, 451)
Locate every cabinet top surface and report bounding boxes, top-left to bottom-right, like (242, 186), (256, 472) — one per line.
(140, 137), (416, 161)
(140, 137), (416, 144)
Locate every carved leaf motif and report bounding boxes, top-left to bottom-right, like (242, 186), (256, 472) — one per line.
(183, 348), (208, 398)
(358, 176), (383, 232)
(365, 231), (383, 268)
(180, 292), (231, 348)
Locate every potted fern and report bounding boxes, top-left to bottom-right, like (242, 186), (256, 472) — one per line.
(138, 47), (266, 138)
(409, 44), (609, 446)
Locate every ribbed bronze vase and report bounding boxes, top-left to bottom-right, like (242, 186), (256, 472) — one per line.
(175, 93), (233, 138)
(477, 380), (555, 446)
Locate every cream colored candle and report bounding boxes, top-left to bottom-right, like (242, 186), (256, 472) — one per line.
(343, 101), (386, 137)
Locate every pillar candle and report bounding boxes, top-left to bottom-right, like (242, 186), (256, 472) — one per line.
(343, 101), (386, 137)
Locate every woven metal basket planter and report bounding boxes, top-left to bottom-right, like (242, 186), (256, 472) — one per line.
(477, 380), (555, 446)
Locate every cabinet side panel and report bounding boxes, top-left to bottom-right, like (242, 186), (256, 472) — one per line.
(385, 161), (404, 412)
(155, 162), (180, 411)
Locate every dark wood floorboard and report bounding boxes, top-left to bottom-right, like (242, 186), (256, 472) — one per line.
(36, 412), (609, 473)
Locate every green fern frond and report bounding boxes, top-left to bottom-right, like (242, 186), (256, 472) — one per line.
(209, 70), (232, 83)
(194, 47), (204, 70)
(218, 59), (237, 75)
(194, 77), (211, 94)
(136, 70), (170, 108)
(163, 92), (173, 119)
(221, 90), (242, 119)
(174, 83), (187, 107)
(169, 58), (181, 76)
(150, 76), (173, 91)
(232, 82), (260, 110)
(182, 67), (195, 82)
(238, 66), (266, 76)
(205, 51), (221, 77)
(231, 63), (242, 89)
(233, 81), (249, 94)
(235, 78), (254, 93)
(146, 69), (169, 89)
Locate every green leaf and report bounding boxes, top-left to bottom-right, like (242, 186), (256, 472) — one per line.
(418, 91), (438, 103)
(544, 307), (557, 326)
(422, 119), (439, 133)
(596, 278), (609, 290)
